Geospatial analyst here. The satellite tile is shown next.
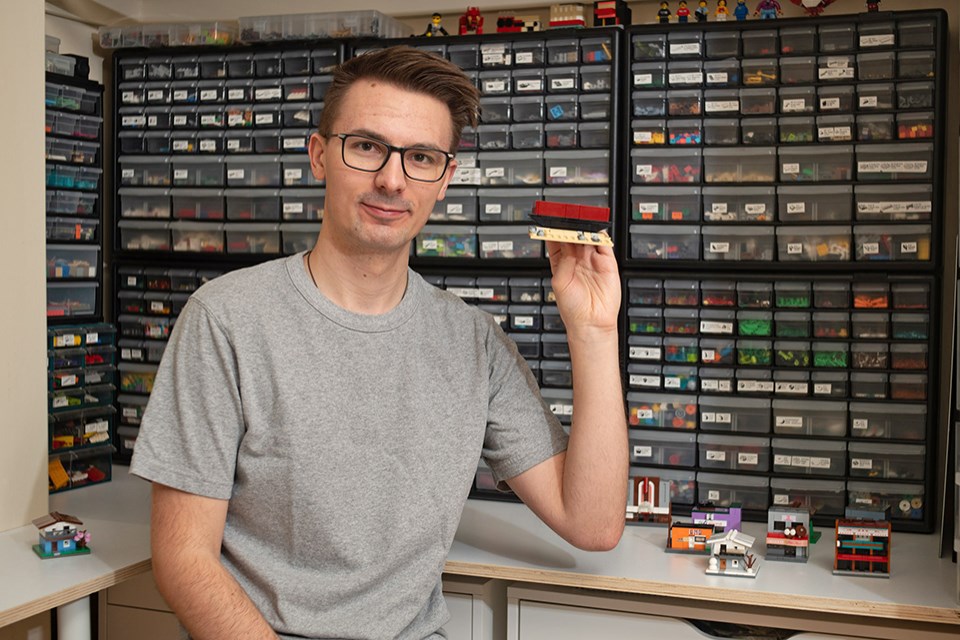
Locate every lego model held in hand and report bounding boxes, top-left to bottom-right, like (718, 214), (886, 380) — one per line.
(528, 201), (613, 246)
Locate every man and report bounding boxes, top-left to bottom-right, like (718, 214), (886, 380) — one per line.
(130, 46), (627, 640)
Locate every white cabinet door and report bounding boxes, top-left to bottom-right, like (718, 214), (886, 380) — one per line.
(513, 600), (711, 639)
(443, 592), (476, 640)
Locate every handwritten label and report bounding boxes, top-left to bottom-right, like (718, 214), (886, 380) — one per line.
(254, 87), (282, 101)
(705, 100), (739, 113)
(782, 98), (807, 112)
(782, 163), (800, 175)
(551, 78), (576, 90)
(669, 72), (702, 85)
(859, 95), (879, 108)
(447, 203), (464, 214)
(670, 43), (700, 55)
(228, 88), (245, 100)
(860, 34), (895, 47)
(706, 72), (728, 84)
(515, 52), (534, 65)
(634, 73), (653, 86)
(857, 161), (928, 174)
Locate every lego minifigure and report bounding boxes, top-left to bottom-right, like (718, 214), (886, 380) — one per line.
(696, 0), (709, 21)
(866, 0), (881, 11)
(421, 13), (448, 37)
(459, 7), (484, 35)
(677, 0), (691, 23)
(733, 0), (749, 20)
(657, 1), (672, 23)
(754, 0), (782, 19)
(716, 0), (729, 20)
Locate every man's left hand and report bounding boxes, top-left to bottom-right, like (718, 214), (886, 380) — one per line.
(545, 240), (621, 336)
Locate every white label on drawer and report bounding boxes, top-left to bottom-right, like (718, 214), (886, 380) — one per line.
(255, 88), (282, 101)
(200, 114), (218, 126)
(422, 239), (439, 250)
(482, 241), (511, 252)
(701, 349), (716, 362)
(199, 139), (216, 151)
(457, 156), (477, 168)
(851, 458), (873, 470)
(857, 200), (931, 214)
(637, 202), (659, 214)
(200, 89), (218, 101)
(86, 333), (98, 345)
(227, 169), (245, 179)
(484, 203), (502, 215)
(787, 202), (806, 214)
(819, 97), (841, 110)
(782, 99), (807, 112)
(901, 241), (918, 254)
(814, 383), (832, 394)
(744, 203), (766, 215)
(737, 380), (758, 392)
(636, 164), (653, 176)
(857, 161), (928, 174)
(809, 456), (832, 469)
(125, 275), (138, 286)
(633, 445), (653, 458)
(476, 288), (494, 300)
(630, 374), (660, 388)
(515, 316), (534, 327)
(483, 80), (506, 93)
(173, 89), (189, 100)
(707, 72), (728, 84)
(776, 382), (808, 394)
(711, 203), (728, 214)
(446, 203), (464, 214)
(150, 300), (165, 312)
(147, 326), (164, 338)
(706, 450), (726, 462)
(122, 407), (139, 418)
(776, 416), (803, 428)
(700, 321), (733, 334)
(121, 169), (135, 179)
(862, 242), (880, 255)
(284, 168), (303, 180)
(818, 67), (854, 80)
(227, 139), (241, 150)
(283, 137), (306, 150)
(859, 95), (879, 108)
(708, 490), (721, 501)
(664, 376), (682, 389)
(852, 418), (869, 430)
(551, 78), (576, 90)
(774, 454), (791, 466)
(228, 88), (245, 100)
(634, 73), (653, 86)
(773, 493), (790, 505)
(701, 411), (716, 423)
(782, 163), (800, 174)
(60, 374), (78, 387)
(447, 287), (476, 299)
(636, 409), (654, 420)
(122, 91), (136, 102)
(716, 412), (732, 423)
(283, 202), (304, 214)
(703, 379), (732, 392)
(790, 455), (811, 468)
(634, 132), (654, 144)
(826, 57), (850, 68)
(173, 115), (188, 126)
(738, 452), (759, 466)
(549, 402), (574, 416)
(498, 241), (514, 251)
(709, 242), (730, 254)
(819, 126), (852, 140)
(122, 115), (146, 127)
(125, 348), (143, 360)
(550, 167), (569, 178)
(86, 419), (109, 434)
(254, 114), (275, 126)
(172, 140), (189, 151)
(517, 80), (542, 92)
(787, 242), (803, 255)
(485, 167), (505, 177)
(670, 43), (700, 55)
(515, 52), (534, 64)
(860, 34), (895, 47)
(669, 72), (702, 85)
(52, 395), (69, 408)
(482, 51), (506, 64)
(147, 115), (159, 127)
(630, 346), (661, 360)
(705, 100), (739, 113)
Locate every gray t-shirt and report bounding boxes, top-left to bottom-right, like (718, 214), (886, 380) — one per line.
(130, 253), (568, 640)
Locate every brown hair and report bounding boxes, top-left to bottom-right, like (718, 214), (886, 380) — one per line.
(317, 45), (480, 152)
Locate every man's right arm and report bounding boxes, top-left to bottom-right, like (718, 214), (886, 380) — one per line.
(151, 483), (278, 640)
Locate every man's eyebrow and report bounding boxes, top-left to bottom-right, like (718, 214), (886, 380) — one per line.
(347, 128), (446, 151)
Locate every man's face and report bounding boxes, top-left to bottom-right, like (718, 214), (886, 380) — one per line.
(309, 81), (457, 255)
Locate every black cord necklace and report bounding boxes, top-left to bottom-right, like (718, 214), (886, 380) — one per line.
(305, 249), (318, 288)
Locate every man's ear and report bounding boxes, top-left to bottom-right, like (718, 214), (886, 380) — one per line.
(308, 132), (327, 182)
(435, 157), (458, 202)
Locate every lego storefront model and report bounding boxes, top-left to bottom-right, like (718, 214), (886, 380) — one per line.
(766, 506), (811, 562)
(691, 504), (742, 534)
(32, 511), (91, 559)
(626, 476), (672, 525)
(706, 529), (759, 577)
(666, 522), (716, 553)
(593, 0), (631, 26)
(834, 507), (891, 578)
(528, 201), (613, 246)
(549, 4), (587, 28)
(459, 7), (484, 35)
(496, 15), (541, 32)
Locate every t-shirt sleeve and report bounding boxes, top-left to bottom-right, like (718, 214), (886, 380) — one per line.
(480, 319), (569, 489)
(129, 297), (245, 500)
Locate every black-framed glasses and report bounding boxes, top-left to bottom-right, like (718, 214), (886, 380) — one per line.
(332, 133), (454, 183)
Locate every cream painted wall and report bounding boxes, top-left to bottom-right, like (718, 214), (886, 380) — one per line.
(1, 3), (48, 532)
(46, 13), (104, 84)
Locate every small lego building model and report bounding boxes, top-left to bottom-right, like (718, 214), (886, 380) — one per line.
(666, 522), (716, 553)
(676, 0), (691, 23)
(626, 476), (671, 525)
(459, 7), (484, 35)
(528, 201), (613, 247)
(754, 0), (782, 19)
(706, 529), (759, 577)
(716, 0), (729, 20)
(496, 15), (541, 32)
(766, 506), (811, 563)
(421, 13), (449, 37)
(734, 0), (750, 20)
(833, 507), (891, 578)
(657, 2), (672, 23)
(691, 504), (742, 534)
(32, 512), (91, 559)
(549, 4), (587, 28)
(696, 0), (709, 21)
(593, 0), (631, 27)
